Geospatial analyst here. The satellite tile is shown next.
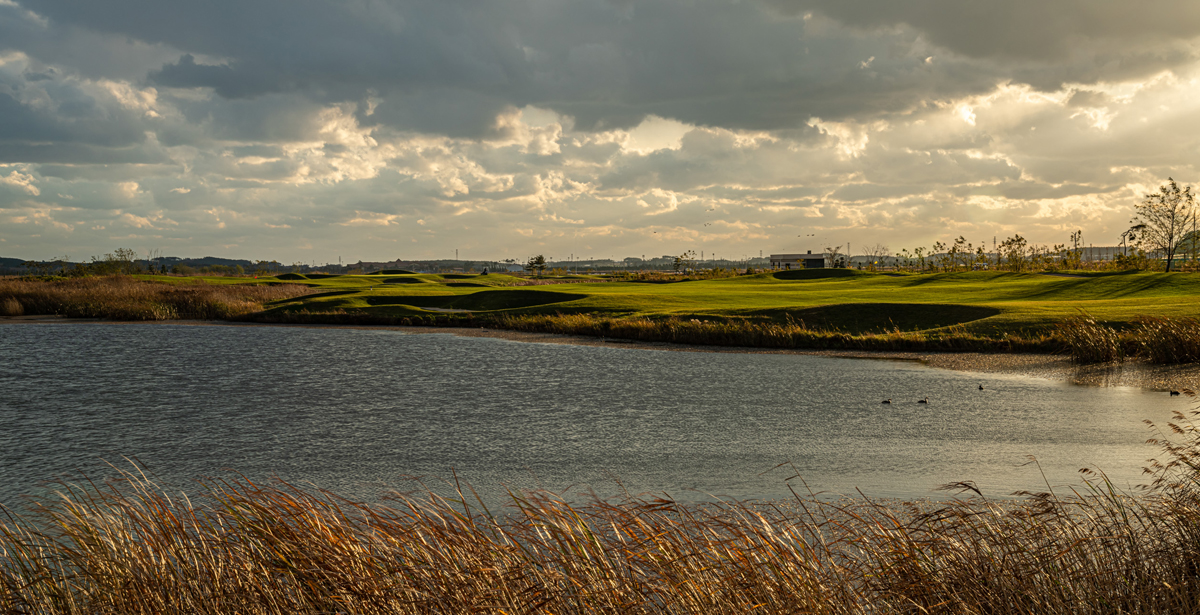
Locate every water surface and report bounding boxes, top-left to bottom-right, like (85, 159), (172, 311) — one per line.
(0, 323), (1189, 505)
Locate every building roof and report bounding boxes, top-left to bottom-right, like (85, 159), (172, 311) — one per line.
(769, 252), (827, 259)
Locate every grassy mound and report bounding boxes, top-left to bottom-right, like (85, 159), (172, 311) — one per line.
(367, 289), (577, 311)
(784, 303), (1001, 333)
(381, 277), (428, 284)
(276, 273), (307, 281)
(370, 269), (416, 275)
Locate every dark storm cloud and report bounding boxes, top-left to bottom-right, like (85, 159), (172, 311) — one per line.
(0, 65), (153, 163)
(772, 0), (1200, 61)
(8, 0), (1020, 136)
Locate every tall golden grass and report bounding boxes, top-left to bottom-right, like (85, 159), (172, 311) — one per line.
(1055, 314), (1125, 364)
(1135, 316), (1200, 364)
(0, 276), (313, 321)
(5, 413), (1200, 614)
(495, 313), (1056, 353)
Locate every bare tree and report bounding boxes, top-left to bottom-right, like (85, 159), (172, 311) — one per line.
(824, 244), (843, 268)
(1133, 178), (1196, 272)
(864, 243), (890, 271)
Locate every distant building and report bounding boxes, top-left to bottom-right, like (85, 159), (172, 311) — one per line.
(770, 251), (826, 269)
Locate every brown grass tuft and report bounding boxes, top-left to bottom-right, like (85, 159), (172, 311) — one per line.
(1134, 316), (1200, 364)
(0, 296), (22, 317)
(1055, 314), (1124, 364)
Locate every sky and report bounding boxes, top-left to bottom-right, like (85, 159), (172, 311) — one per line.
(2, 0), (1199, 264)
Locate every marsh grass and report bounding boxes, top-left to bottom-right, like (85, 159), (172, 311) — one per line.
(1134, 316), (1200, 364)
(494, 313), (1057, 353)
(6, 414), (1200, 614)
(0, 296), (22, 317)
(0, 275), (313, 321)
(1056, 314), (1125, 364)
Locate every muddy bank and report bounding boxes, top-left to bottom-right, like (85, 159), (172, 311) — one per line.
(411, 325), (1200, 392)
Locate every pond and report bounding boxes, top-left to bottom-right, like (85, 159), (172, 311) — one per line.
(0, 322), (1190, 506)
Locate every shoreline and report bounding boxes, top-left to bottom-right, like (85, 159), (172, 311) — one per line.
(5, 315), (1200, 391)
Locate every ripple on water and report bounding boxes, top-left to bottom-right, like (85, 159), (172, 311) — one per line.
(0, 322), (1192, 506)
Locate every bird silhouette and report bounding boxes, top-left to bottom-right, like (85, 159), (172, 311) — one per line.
(978, 384), (984, 391)
(918, 397), (929, 404)
(881, 399), (892, 404)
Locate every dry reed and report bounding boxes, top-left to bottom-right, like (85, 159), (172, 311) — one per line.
(1134, 316), (1200, 364)
(1056, 314), (1124, 364)
(6, 418), (1200, 615)
(0, 276), (314, 321)
(494, 313), (1057, 353)
(0, 296), (22, 317)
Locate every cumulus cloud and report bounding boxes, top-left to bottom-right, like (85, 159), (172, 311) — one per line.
(0, 0), (1199, 261)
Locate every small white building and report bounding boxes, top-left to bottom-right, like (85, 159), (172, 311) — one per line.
(770, 251), (826, 269)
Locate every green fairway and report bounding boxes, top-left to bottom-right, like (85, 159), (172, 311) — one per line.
(148, 269), (1200, 336)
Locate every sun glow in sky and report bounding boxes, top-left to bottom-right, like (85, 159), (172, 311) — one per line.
(2, 0), (1200, 262)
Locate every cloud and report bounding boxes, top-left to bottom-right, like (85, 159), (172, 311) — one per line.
(1, 0), (1200, 262)
(772, 0), (1200, 61)
(0, 167), (39, 195)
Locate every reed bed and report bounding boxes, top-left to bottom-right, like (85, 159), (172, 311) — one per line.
(1134, 316), (1200, 364)
(0, 275), (313, 321)
(1056, 314), (1125, 364)
(512, 278), (612, 286)
(6, 415), (1200, 614)
(494, 313), (1057, 353)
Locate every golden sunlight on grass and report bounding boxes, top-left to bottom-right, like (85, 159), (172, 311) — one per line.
(6, 411), (1200, 614)
(0, 275), (313, 321)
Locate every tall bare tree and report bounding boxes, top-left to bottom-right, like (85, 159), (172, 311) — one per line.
(864, 243), (890, 271)
(824, 244), (843, 268)
(1134, 178), (1195, 272)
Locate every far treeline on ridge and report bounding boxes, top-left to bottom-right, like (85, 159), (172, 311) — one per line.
(4, 179), (1200, 364)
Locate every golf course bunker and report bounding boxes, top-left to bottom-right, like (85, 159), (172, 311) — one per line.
(786, 303), (1000, 333)
(772, 269), (867, 281)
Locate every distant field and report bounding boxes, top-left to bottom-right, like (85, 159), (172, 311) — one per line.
(141, 269), (1200, 336)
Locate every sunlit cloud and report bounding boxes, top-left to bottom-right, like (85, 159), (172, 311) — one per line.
(1, 0), (1199, 261)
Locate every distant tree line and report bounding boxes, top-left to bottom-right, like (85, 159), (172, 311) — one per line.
(800, 178), (1200, 274)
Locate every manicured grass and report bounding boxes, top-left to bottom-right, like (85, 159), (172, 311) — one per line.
(213, 269), (1200, 336)
(9, 270), (1194, 355)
